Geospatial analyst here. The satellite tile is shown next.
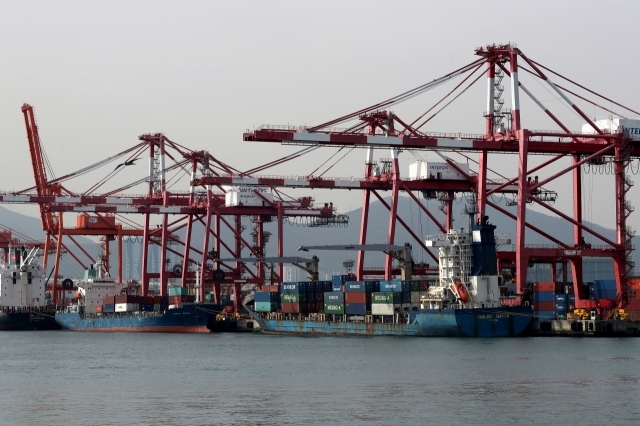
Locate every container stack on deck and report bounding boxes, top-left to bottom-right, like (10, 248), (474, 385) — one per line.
(253, 276), (431, 317)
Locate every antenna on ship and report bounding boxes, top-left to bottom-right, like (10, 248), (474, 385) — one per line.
(463, 192), (479, 232)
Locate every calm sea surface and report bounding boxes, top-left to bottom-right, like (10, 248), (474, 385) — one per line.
(0, 332), (638, 425)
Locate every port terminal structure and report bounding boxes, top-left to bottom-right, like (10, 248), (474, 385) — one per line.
(0, 106), (349, 311)
(1, 44), (639, 318)
(219, 44), (640, 316)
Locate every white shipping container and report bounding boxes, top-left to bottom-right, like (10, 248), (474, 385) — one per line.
(371, 303), (395, 315)
(410, 292), (421, 303)
(581, 118), (640, 141)
(115, 303), (139, 312)
(408, 161), (470, 180)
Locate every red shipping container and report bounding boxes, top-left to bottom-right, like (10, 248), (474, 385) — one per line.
(96, 305), (103, 313)
(534, 301), (555, 311)
(114, 295), (129, 304)
(153, 296), (164, 304)
(281, 302), (307, 314)
(103, 296), (115, 305)
(168, 295), (195, 304)
(345, 292), (367, 304)
(533, 282), (557, 292)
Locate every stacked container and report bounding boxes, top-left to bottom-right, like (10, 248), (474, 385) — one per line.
(371, 292), (400, 315)
(254, 291), (280, 312)
(533, 282), (556, 320)
(324, 291), (344, 314)
(555, 293), (567, 319)
(590, 280), (617, 300)
(344, 281), (367, 315)
(281, 282), (307, 314)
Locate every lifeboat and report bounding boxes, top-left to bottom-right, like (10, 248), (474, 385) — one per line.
(449, 279), (470, 303)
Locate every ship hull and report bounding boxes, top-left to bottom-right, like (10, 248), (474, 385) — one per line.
(55, 304), (220, 333)
(253, 306), (532, 337)
(0, 310), (61, 331)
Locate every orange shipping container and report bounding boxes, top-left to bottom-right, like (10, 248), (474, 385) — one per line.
(533, 282), (557, 292)
(345, 292), (367, 304)
(96, 305), (103, 313)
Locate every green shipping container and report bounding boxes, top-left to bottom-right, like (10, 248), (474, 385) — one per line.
(204, 294), (214, 301)
(168, 287), (189, 296)
(324, 303), (344, 314)
(371, 292), (401, 304)
(410, 281), (420, 292)
(254, 301), (278, 312)
(281, 293), (307, 303)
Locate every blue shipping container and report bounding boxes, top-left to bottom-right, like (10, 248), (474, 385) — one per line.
(345, 281), (366, 292)
(324, 292), (344, 303)
(533, 292), (555, 302)
(380, 280), (403, 292)
(281, 282), (307, 293)
(254, 292), (278, 303)
(555, 303), (567, 312)
(365, 281), (381, 292)
(345, 303), (367, 315)
(103, 304), (115, 313)
(536, 311), (556, 319)
(400, 281), (412, 292)
(555, 293), (567, 302)
(332, 283), (343, 292)
(319, 281), (332, 292)
(594, 279), (617, 289)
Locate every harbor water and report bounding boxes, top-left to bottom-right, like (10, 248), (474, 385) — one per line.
(0, 332), (639, 425)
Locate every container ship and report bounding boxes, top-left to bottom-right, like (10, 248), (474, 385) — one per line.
(0, 247), (60, 330)
(55, 262), (221, 333)
(249, 219), (532, 337)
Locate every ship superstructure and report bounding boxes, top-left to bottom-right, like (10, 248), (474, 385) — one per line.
(424, 217), (509, 310)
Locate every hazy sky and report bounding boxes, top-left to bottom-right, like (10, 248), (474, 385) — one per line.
(2, 0), (640, 244)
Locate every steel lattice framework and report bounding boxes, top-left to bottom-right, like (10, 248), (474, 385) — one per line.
(235, 44), (640, 314)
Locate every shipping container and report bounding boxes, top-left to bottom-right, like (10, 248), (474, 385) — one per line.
(254, 291), (279, 303)
(281, 302), (307, 314)
(102, 304), (115, 313)
(371, 303), (395, 315)
(365, 281), (381, 292)
(204, 293), (215, 302)
(324, 292), (344, 303)
(345, 292), (366, 304)
(331, 282), (343, 292)
(379, 280), (403, 292)
(281, 293), (307, 303)
(401, 292), (411, 304)
(345, 281), (366, 292)
(345, 303), (367, 315)
(533, 301), (555, 311)
(281, 282), (307, 293)
(254, 301), (278, 312)
(331, 275), (349, 286)
(168, 295), (195, 305)
(103, 296), (116, 305)
(533, 282), (557, 292)
(410, 292), (421, 303)
(533, 292), (555, 302)
(140, 304), (154, 312)
(409, 281), (420, 292)
(371, 292), (401, 304)
(115, 303), (139, 312)
(418, 281), (430, 291)
(168, 286), (190, 296)
(324, 303), (344, 314)
(536, 311), (556, 320)
(96, 305), (103, 313)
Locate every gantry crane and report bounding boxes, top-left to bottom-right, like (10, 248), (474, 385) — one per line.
(239, 44), (640, 315)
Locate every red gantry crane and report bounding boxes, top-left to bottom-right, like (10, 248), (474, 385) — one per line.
(4, 106), (348, 311)
(237, 44), (640, 316)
